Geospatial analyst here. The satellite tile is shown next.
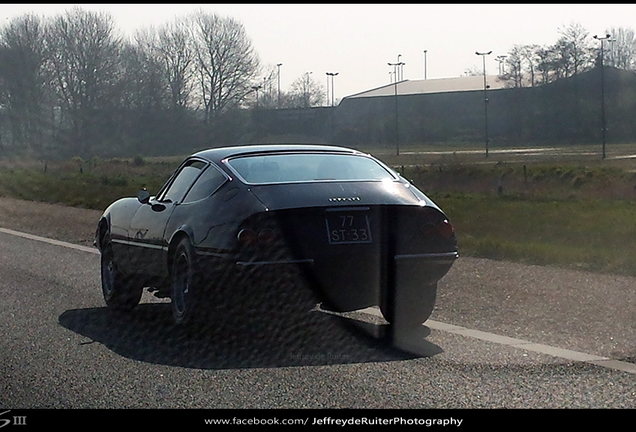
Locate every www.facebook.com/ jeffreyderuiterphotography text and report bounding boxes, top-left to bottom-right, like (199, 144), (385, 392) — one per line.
(203, 416), (464, 427)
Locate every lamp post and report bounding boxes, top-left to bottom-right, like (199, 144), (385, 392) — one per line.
(496, 55), (507, 75)
(594, 34), (611, 159)
(476, 51), (492, 158)
(388, 62), (397, 83)
(388, 61), (402, 155)
(276, 63), (282, 108)
(423, 50), (428, 79)
(326, 72), (338, 106)
(304, 71), (312, 108)
(398, 61), (405, 81)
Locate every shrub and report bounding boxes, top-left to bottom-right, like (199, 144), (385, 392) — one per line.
(132, 155), (145, 167)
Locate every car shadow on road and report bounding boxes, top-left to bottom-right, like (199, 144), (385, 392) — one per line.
(58, 300), (443, 369)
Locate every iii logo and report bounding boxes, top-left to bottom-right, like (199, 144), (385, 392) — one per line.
(0, 411), (27, 428)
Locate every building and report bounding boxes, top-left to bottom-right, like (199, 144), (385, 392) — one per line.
(343, 75), (506, 100)
(252, 68), (636, 149)
(331, 68), (636, 148)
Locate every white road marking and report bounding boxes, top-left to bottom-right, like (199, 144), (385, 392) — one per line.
(2, 226), (635, 374)
(358, 307), (636, 374)
(0, 227), (99, 254)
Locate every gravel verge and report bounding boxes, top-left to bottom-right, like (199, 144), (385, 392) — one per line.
(0, 196), (102, 247)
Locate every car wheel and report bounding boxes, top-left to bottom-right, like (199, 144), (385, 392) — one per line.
(101, 233), (143, 311)
(380, 283), (437, 326)
(171, 238), (200, 325)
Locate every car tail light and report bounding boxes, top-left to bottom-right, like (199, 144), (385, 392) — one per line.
(437, 220), (455, 238)
(237, 227), (278, 246)
(257, 228), (277, 246)
(237, 229), (258, 246)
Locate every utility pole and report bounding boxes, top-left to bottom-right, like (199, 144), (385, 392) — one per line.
(423, 50), (428, 79)
(276, 63), (282, 108)
(326, 72), (338, 106)
(476, 51), (492, 157)
(388, 61), (402, 155)
(594, 34), (611, 159)
(496, 55), (507, 75)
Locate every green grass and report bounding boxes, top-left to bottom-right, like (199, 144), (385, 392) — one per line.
(0, 157), (177, 210)
(3, 148), (636, 277)
(429, 192), (636, 275)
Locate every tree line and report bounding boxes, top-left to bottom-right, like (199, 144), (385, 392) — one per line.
(495, 23), (636, 87)
(2, 10), (635, 160)
(0, 7), (326, 158)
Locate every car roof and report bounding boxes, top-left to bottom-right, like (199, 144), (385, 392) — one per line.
(192, 144), (361, 163)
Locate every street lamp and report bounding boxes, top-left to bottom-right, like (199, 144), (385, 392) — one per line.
(495, 55), (507, 75)
(276, 63), (282, 109)
(594, 34), (611, 159)
(423, 50), (428, 80)
(326, 72), (338, 106)
(388, 61), (402, 155)
(388, 62), (397, 83)
(476, 51), (492, 157)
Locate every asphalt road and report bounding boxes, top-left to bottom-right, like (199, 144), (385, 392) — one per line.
(1, 228), (635, 411)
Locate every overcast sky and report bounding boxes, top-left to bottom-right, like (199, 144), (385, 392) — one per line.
(3, 3), (635, 100)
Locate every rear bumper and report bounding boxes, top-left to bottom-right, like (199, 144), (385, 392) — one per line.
(230, 250), (458, 313)
(393, 251), (458, 286)
(198, 243), (458, 314)
(234, 252), (458, 267)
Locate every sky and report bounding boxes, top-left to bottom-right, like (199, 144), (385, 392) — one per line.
(2, 3), (636, 101)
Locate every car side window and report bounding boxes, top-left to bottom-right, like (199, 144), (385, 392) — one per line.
(182, 164), (227, 203)
(160, 160), (207, 203)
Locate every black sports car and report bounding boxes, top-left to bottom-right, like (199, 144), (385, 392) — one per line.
(95, 144), (457, 329)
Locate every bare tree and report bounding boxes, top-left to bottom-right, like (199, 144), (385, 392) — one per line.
(287, 72), (324, 108)
(253, 64), (279, 109)
(45, 7), (122, 156)
(462, 65), (482, 77)
(534, 45), (558, 84)
(556, 22), (594, 77)
(502, 44), (541, 87)
(503, 45), (524, 87)
(190, 11), (259, 122)
(0, 13), (50, 153)
(608, 27), (636, 70)
(120, 32), (167, 111)
(156, 18), (195, 110)
(520, 44), (542, 87)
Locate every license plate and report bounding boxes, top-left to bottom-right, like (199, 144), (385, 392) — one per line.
(325, 212), (372, 244)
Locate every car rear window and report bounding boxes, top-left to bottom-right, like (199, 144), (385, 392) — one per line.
(226, 153), (396, 184)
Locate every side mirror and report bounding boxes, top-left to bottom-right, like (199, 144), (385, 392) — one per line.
(137, 189), (151, 204)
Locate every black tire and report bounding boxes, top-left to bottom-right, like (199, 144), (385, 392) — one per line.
(380, 283), (437, 326)
(171, 238), (200, 325)
(101, 233), (143, 311)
